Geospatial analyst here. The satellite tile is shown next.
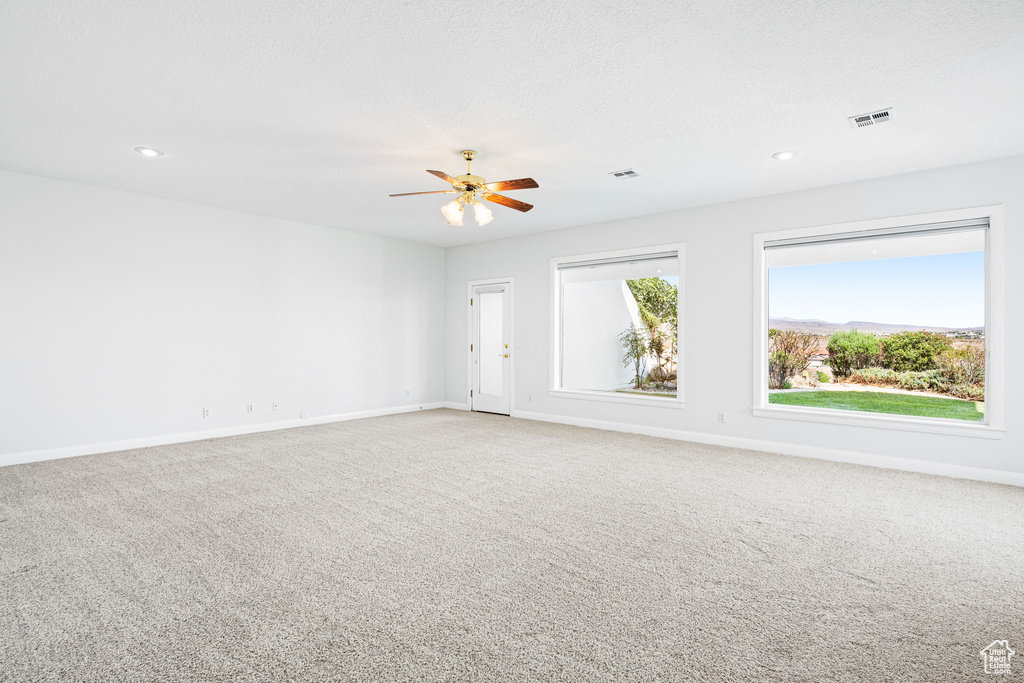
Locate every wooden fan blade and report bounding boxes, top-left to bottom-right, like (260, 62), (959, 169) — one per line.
(426, 169), (457, 184)
(389, 190), (455, 197)
(484, 193), (533, 212)
(482, 177), (539, 192)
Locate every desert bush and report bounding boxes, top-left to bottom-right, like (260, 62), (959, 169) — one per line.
(847, 367), (898, 385)
(768, 330), (818, 389)
(817, 371), (830, 384)
(847, 367), (960, 395)
(937, 345), (985, 387)
(880, 331), (951, 372)
(843, 354), (986, 403)
(898, 370), (946, 392)
(826, 329), (880, 377)
(936, 345), (985, 401)
(948, 384), (985, 401)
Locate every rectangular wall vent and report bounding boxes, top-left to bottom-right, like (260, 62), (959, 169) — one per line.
(608, 168), (641, 179)
(849, 108), (893, 128)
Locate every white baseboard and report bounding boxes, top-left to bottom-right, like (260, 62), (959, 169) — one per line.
(512, 410), (1024, 488)
(8, 403), (1019, 488)
(0, 402), (444, 468)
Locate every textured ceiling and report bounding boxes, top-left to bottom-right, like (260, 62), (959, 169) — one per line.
(2, 1), (1023, 247)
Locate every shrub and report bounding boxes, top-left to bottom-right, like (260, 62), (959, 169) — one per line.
(647, 327), (674, 379)
(848, 367), (898, 385)
(782, 381), (792, 390)
(627, 278), (678, 380)
(949, 384), (985, 401)
(847, 367), (956, 395)
(937, 345), (985, 387)
(817, 371), (830, 384)
(768, 330), (817, 389)
(880, 331), (951, 372)
(619, 326), (649, 390)
(826, 329), (880, 377)
(898, 370), (946, 392)
(627, 278), (677, 329)
(843, 356), (986, 403)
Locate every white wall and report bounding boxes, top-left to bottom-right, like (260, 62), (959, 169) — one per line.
(0, 170), (446, 459)
(561, 280), (636, 390)
(444, 155), (1024, 480)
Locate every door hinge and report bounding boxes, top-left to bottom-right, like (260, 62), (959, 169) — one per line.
(470, 298), (473, 306)
(470, 390), (473, 397)
(470, 343), (473, 351)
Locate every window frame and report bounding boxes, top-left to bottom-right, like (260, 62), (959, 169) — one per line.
(550, 243), (686, 408)
(751, 206), (1004, 439)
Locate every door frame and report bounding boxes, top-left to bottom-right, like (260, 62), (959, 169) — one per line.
(467, 277), (515, 415)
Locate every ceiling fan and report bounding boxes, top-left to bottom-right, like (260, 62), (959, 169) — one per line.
(389, 150), (539, 226)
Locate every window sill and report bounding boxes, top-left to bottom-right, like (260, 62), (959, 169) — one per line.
(751, 405), (1004, 439)
(549, 389), (685, 408)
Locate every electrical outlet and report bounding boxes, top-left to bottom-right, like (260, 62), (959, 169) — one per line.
(405, 389), (411, 398)
(247, 404), (254, 414)
(528, 395), (533, 403)
(272, 402), (279, 411)
(203, 408), (210, 418)
(718, 412), (727, 423)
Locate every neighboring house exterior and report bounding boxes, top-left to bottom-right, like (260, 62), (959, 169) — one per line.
(808, 353), (828, 368)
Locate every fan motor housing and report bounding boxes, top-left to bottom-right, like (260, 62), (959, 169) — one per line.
(455, 174), (486, 188)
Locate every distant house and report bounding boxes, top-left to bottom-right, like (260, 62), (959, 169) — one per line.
(808, 353), (828, 368)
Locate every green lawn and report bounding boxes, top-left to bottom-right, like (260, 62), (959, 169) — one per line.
(769, 390), (984, 421)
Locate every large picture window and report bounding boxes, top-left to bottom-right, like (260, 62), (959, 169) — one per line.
(551, 246), (683, 406)
(753, 208), (1003, 436)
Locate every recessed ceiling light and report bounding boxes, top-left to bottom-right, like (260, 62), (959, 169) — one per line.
(772, 150), (797, 161)
(133, 146), (164, 157)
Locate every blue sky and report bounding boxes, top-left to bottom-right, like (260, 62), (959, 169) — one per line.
(769, 252), (985, 328)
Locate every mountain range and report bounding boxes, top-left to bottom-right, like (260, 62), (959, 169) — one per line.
(768, 317), (984, 335)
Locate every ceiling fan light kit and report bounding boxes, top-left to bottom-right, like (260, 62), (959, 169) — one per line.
(473, 201), (494, 226)
(440, 198), (464, 226)
(390, 150), (538, 227)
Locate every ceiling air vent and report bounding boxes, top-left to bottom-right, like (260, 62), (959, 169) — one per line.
(849, 108), (893, 128)
(608, 168), (641, 179)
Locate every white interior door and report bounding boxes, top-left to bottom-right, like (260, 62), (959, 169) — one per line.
(472, 284), (511, 415)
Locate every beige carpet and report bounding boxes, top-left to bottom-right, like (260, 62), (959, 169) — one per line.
(1, 409), (1020, 682)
